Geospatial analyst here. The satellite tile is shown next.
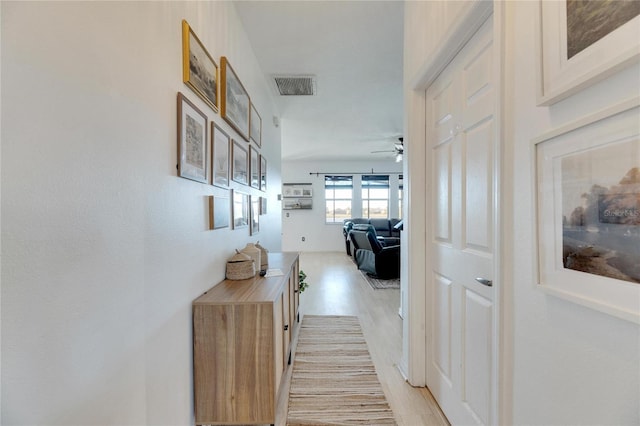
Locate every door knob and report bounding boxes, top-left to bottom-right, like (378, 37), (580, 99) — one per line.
(475, 277), (493, 287)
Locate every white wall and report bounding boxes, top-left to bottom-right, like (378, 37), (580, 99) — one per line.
(281, 159), (402, 252)
(1, 2), (281, 424)
(404, 1), (640, 424)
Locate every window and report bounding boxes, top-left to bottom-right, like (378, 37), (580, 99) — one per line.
(325, 175), (353, 223)
(398, 174), (403, 218)
(362, 175), (389, 219)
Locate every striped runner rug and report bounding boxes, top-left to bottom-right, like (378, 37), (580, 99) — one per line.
(287, 315), (396, 425)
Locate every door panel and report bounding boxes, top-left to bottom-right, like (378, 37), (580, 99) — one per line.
(433, 273), (452, 381)
(465, 120), (493, 252)
(463, 289), (493, 424)
(427, 17), (495, 426)
(435, 142), (453, 243)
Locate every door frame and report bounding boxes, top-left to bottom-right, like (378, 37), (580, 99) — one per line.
(403, 1), (512, 424)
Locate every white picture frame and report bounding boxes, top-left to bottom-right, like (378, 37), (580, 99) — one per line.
(533, 98), (640, 324)
(536, 0), (640, 106)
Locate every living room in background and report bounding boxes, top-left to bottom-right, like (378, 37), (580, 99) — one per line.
(398, 174), (403, 218)
(362, 175), (390, 218)
(325, 175), (353, 223)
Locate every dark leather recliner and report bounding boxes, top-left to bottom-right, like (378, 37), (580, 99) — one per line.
(343, 218), (401, 255)
(348, 225), (400, 279)
(342, 218), (370, 256)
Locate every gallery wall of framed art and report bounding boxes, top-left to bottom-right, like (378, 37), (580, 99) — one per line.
(179, 20), (273, 237)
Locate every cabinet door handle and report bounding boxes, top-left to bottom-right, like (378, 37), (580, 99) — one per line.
(284, 325), (289, 331)
(294, 289), (299, 293)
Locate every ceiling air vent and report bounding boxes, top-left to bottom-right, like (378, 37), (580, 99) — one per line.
(273, 75), (316, 96)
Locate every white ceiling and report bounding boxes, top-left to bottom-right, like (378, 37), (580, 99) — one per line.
(234, 1), (404, 162)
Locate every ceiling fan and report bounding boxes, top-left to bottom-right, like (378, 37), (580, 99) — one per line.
(371, 137), (404, 162)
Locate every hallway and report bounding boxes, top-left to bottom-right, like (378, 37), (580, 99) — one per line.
(274, 251), (449, 426)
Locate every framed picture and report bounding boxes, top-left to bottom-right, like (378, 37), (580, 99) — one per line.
(260, 196), (267, 215)
(208, 195), (230, 230)
(283, 183), (313, 198)
(232, 190), (250, 230)
(283, 198), (313, 210)
(250, 196), (260, 236)
(250, 102), (262, 147)
(534, 98), (640, 324)
(231, 140), (248, 185)
(182, 20), (218, 112)
(220, 56), (250, 141)
(536, 1), (640, 106)
(211, 122), (230, 188)
(260, 155), (267, 192)
(250, 146), (260, 189)
(177, 92), (208, 184)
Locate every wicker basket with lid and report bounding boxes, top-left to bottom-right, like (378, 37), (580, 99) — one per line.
(225, 250), (255, 280)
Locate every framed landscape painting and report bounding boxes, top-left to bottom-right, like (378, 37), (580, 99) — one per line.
(534, 99), (640, 324)
(250, 195), (260, 236)
(250, 146), (260, 189)
(232, 140), (248, 185)
(208, 195), (230, 230)
(211, 122), (230, 188)
(250, 102), (262, 147)
(177, 92), (208, 184)
(220, 56), (250, 141)
(260, 155), (267, 192)
(182, 20), (218, 112)
(537, 0), (640, 105)
(232, 190), (250, 230)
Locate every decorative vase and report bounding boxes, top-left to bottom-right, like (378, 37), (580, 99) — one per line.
(255, 241), (269, 271)
(240, 243), (261, 276)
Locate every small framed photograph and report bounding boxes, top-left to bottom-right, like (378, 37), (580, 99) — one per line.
(208, 195), (230, 230)
(250, 146), (260, 189)
(534, 99), (640, 323)
(182, 20), (218, 112)
(232, 190), (250, 230)
(177, 92), (208, 184)
(211, 122), (230, 188)
(250, 102), (262, 147)
(250, 196), (260, 235)
(220, 56), (250, 141)
(260, 155), (267, 192)
(231, 140), (248, 185)
(536, 1), (640, 105)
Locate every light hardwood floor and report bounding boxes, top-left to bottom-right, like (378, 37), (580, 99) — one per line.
(273, 251), (450, 426)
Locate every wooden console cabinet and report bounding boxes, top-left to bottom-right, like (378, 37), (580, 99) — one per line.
(192, 252), (300, 425)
